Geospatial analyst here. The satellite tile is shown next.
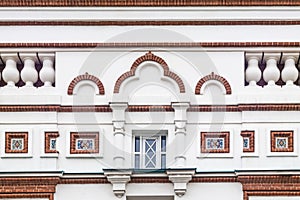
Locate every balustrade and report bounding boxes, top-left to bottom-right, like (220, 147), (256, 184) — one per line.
(245, 52), (300, 87)
(0, 52), (55, 88)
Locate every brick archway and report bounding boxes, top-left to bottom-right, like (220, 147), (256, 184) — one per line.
(67, 72), (105, 95)
(113, 51), (185, 93)
(195, 72), (232, 95)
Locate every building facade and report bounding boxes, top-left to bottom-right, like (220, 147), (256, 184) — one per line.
(0, 1), (300, 200)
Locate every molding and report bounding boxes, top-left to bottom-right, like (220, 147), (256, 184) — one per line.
(0, 176), (59, 200)
(0, 0), (300, 7)
(0, 104), (300, 112)
(127, 105), (174, 112)
(59, 177), (109, 184)
(4, 20), (300, 26)
(2, 42), (300, 48)
(113, 51), (185, 93)
(195, 72), (232, 95)
(67, 72), (105, 95)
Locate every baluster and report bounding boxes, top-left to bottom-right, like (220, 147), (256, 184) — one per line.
(245, 53), (262, 86)
(282, 53), (299, 86)
(20, 54), (38, 87)
(263, 53), (280, 86)
(39, 54), (55, 87)
(1, 54), (19, 87)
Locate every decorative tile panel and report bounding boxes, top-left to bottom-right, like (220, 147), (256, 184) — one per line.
(271, 131), (293, 152)
(45, 132), (59, 153)
(240, 131), (255, 152)
(5, 132), (28, 153)
(201, 132), (229, 153)
(70, 132), (99, 154)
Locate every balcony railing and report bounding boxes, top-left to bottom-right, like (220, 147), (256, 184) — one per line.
(245, 52), (300, 87)
(0, 53), (55, 88)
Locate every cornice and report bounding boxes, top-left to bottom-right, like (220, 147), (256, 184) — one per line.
(0, 0), (299, 7)
(0, 104), (298, 112)
(0, 42), (299, 49)
(1, 20), (300, 26)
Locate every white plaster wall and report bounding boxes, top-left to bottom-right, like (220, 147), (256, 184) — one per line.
(55, 184), (116, 200)
(182, 183), (243, 200)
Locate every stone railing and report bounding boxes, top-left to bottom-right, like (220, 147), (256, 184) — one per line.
(245, 52), (299, 87)
(0, 53), (55, 88)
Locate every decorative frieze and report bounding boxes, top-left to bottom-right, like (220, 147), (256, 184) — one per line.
(201, 132), (230, 153)
(5, 132), (28, 153)
(70, 132), (99, 154)
(241, 131), (255, 153)
(45, 132), (59, 154)
(271, 131), (293, 152)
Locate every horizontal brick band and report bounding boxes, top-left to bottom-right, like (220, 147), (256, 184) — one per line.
(2, 20), (300, 26)
(0, 0), (300, 7)
(0, 42), (299, 48)
(0, 104), (299, 112)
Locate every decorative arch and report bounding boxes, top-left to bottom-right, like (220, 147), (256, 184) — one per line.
(195, 72), (232, 95)
(67, 72), (105, 95)
(113, 51), (185, 93)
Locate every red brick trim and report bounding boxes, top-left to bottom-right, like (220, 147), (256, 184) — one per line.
(201, 132), (230, 153)
(59, 106), (112, 112)
(59, 178), (109, 184)
(241, 131), (255, 153)
(70, 132), (99, 154)
(2, 42), (300, 48)
(238, 175), (300, 200)
(113, 51), (185, 93)
(45, 132), (59, 153)
(130, 177), (169, 183)
(244, 191), (300, 200)
(0, 193), (53, 200)
(5, 132), (28, 153)
(1, 0), (300, 7)
(191, 177), (237, 182)
(67, 72), (105, 95)
(195, 72), (232, 95)
(270, 131), (293, 152)
(4, 20), (300, 26)
(0, 177), (59, 200)
(127, 105), (174, 112)
(1, 104), (300, 112)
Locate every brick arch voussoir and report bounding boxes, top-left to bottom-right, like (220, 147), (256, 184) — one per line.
(113, 51), (185, 93)
(195, 72), (232, 95)
(67, 72), (105, 95)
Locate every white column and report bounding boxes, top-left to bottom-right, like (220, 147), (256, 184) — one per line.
(1, 54), (19, 87)
(282, 53), (299, 86)
(20, 54), (38, 87)
(245, 53), (262, 86)
(263, 53), (281, 86)
(110, 103), (128, 168)
(39, 54), (55, 87)
(172, 102), (189, 168)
